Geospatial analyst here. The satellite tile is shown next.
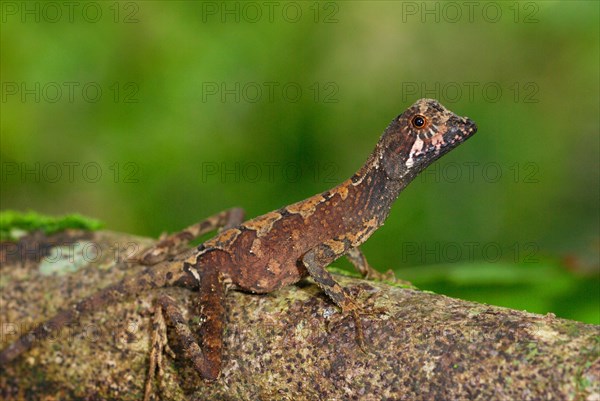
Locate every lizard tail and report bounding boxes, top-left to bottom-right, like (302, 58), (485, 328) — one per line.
(0, 260), (195, 366)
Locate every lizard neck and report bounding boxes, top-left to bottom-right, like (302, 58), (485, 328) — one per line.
(340, 142), (418, 241)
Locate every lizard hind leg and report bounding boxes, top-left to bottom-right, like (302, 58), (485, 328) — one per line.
(345, 247), (397, 283)
(143, 300), (175, 401)
(139, 207), (245, 265)
(144, 265), (226, 400)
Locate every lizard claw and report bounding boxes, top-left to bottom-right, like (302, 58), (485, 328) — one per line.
(144, 301), (171, 401)
(363, 268), (398, 284)
(340, 300), (388, 353)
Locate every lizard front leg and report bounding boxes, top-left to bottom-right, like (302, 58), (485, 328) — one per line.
(301, 238), (370, 348)
(145, 263), (226, 400)
(139, 207), (245, 264)
(345, 247), (396, 282)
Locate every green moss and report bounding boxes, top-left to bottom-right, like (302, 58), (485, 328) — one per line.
(556, 321), (582, 338)
(526, 342), (539, 359)
(0, 210), (103, 241)
(328, 266), (361, 278)
(328, 266), (417, 289)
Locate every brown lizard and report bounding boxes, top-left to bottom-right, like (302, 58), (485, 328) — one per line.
(0, 98), (477, 395)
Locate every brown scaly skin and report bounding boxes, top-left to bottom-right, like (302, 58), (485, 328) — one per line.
(0, 99), (477, 385)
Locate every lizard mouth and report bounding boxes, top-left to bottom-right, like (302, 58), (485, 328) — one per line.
(405, 116), (477, 170)
(463, 117), (478, 136)
(445, 116), (478, 147)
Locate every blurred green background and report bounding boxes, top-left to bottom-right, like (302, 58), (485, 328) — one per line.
(1, 1), (598, 323)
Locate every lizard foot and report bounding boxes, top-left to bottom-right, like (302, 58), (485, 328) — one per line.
(144, 301), (175, 401)
(365, 268), (398, 283)
(340, 299), (387, 354)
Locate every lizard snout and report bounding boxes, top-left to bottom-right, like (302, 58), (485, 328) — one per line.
(463, 117), (478, 134)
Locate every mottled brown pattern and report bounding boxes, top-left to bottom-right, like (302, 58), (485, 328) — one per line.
(241, 211), (283, 237)
(0, 99), (477, 388)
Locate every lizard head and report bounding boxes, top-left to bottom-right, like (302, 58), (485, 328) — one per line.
(379, 98), (477, 180)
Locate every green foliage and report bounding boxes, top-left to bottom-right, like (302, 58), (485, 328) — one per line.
(0, 210), (103, 241)
(398, 260), (600, 325)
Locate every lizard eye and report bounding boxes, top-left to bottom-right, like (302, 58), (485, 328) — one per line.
(411, 115), (427, 129)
